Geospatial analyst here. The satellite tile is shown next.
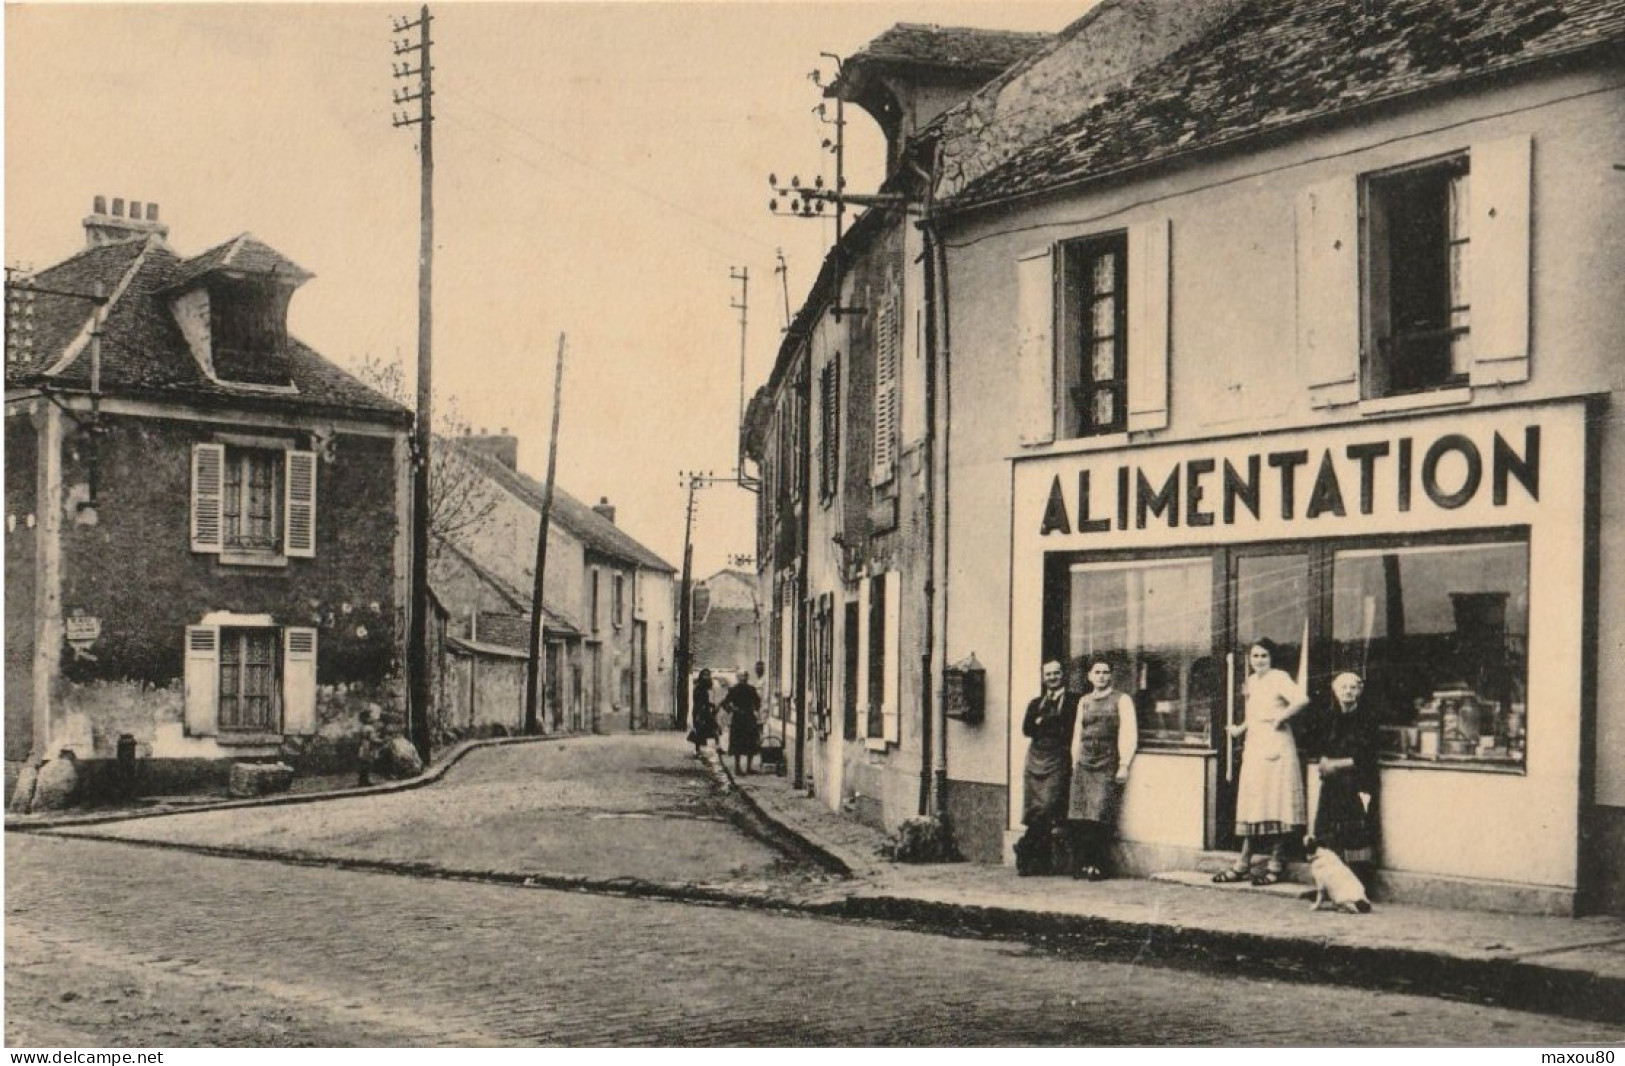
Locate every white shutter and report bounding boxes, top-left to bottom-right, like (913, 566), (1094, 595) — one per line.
(1296, 177), (1360, 407)
(190, 444), (225, 554)
(183, 626), (220, 736)
(1015, 246), (1056, 446)
(856, 577), (870, 731)
(882, 570), (901, 744)
(872, 292), (899, 484)
(1126, 218), (1171, 432)
(1468, 134), (1532, 386)
(282, 627), (318, 735)
(284, 449), (317, 558)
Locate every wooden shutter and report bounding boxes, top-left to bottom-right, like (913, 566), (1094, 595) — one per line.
(183, 625), (220, 736)
(190, 443), (225, 554)
(1126, 218), (1171, 432)
(1468, 134), (1532, 386)
(284, 449), (317, 558)
(872, 293), (899, 484)
(1296, 177), (1360, 407)
(882, 570), (901, 744)
(282, 627), (318, 735)
(820, 358), (840, 501)
(1015, 246), (1056, 446)
(856, 577), (870, 732)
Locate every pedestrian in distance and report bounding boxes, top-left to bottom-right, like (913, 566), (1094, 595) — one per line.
(722, 671), (763, 775)
(688, 669), (718, 756)
(1065, 659), (1137, 881)
(356, 703), (381, 788)
(1215, 638), (1309, 886)
(1303, 671), (1381, 895)
(1015, 659), (1079, 876)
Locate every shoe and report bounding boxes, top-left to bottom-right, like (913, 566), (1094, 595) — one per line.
(1082, 866), (1106, 881)
(1251, 869), (1284, 887)
(1211, 867), (1250, 883)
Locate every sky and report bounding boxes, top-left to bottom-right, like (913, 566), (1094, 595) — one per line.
(4, 1), (1083, 577)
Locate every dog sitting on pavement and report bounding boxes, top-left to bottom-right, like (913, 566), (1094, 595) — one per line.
(1305, 837), (1372, 914)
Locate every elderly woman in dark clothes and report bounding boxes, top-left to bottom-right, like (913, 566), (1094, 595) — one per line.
(1305, 671), (1381, 892)
(1017, 660), (1079, 875)
(688, 669), (718, 756)
(722, 672), (763, 775)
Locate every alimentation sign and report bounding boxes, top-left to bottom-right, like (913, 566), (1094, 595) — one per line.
(1022, 402), (1587, 547)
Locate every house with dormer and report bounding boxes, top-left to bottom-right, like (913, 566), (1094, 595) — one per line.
(5, 197), (412, 806)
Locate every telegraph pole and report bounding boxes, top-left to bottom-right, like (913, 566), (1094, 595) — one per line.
(525, 335), (566, 734)
(730, 267), (748, 477)
(392, 6), (435, 761)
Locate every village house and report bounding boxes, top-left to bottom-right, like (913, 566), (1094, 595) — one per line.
(929, 0), (1625, 914)
(4, 197), (412, 807)
(754, 0), (1625, 915)
(688, 567), (763, 682)
(429, 432), (677, 734)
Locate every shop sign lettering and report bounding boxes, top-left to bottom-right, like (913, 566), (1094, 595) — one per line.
(1039, 425), (1539, 536)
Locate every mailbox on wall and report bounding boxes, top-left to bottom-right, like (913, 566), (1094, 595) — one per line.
(944, 653), (985, 724)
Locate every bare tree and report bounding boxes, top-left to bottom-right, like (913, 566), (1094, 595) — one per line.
(355, 356), (498, 543)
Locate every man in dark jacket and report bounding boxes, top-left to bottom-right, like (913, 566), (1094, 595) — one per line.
(722, 672), (763, 775)
(1016, 660), (1080, 875)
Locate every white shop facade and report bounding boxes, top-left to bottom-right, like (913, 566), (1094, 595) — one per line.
(1006, 397), (1598, 914)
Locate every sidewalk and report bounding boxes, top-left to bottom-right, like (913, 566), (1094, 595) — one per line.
(719, 759), (1625, 1023)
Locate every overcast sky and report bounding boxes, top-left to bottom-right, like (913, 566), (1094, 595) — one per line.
(5, 1), (1083, 577)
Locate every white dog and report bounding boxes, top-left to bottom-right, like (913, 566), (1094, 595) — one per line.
(1306, 838), (1372, 914)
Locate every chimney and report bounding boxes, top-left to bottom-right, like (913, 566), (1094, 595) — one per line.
(461, 430), (518, 471)
(83, 194), (169, 248)
(593, 497), (617, 524)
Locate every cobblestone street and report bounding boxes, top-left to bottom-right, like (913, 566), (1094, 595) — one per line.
(9, 735), (1625, 1047)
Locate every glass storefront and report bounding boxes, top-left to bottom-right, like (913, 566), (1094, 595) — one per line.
(1053, 530), (1530, 771)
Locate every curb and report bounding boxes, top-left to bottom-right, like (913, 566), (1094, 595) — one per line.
(703, 747), (854, 877)
(4, 732), (564, 832)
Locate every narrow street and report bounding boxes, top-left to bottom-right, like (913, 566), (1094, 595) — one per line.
(8, 736), (1624, 1047)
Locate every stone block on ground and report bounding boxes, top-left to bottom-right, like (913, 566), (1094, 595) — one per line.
(228, 762), (295, 798)
(379, 736), (424, 779)
(10, 762), (40, 813)
(31, 752), (81, 811)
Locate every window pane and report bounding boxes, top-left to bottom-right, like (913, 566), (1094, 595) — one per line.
(1091, 251), (1116, 294)
(1091, 389), (1116, 426)
(1332, 541), (1528, 767)
(1091, 338), (1117, 382)
(1070, 558), (1213, 747)
(1090, 296), (1116, 343)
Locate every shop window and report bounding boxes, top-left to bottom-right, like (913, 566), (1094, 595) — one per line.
(1059, 234), (1129, 437)
(191, 442), (316, 562)
(1331, 539), (1528, 767)
(1362, 155), (1471, 398)
(1067, 557), (1214, 748)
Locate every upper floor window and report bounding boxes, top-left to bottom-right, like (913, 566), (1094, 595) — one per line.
(1059, 234), (1129, 436)
(1362, 155), (1470, 398)
(191, 441), (316, 563)
(613, 573), (625, 628)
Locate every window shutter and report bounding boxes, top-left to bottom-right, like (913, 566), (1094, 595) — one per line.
(1468, 134), (1532, 386)
(284, 449), (317, 558)
(1126, 218), (1171, 432)
(872, 294), (899, 484)
(1296, 177), (1360, 407)
(856, 576), (870, 731)
(282, 627), (318, 735)
(190, 444), (225, 554)
(183, 626), (220, 736)
(820, 358), (841, 501)
(1015, 246), (1056, 446)
(882, 570), (901, 744)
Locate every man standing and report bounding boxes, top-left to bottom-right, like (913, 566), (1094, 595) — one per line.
(722, 672), (763, 776)
(1016, 660), (1079, 875)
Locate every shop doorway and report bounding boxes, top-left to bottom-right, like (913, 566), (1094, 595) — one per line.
(1215, 549), (1310, 850)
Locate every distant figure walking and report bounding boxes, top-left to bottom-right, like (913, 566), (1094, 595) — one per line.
(722, 672), (763, 775)
(688, 669), (718, 756)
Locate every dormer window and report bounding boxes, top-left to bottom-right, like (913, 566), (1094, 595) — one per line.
(210, 277), (294, 387)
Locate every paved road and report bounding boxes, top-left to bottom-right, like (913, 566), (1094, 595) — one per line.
(8, 736), (1624, 1047)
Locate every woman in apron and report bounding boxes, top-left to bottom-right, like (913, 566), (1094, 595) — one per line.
(1066, 659), (1138, 881)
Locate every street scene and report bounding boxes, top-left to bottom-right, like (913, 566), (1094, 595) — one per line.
(7, 0), (1625, 1051)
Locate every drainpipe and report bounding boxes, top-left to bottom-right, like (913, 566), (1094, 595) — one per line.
(926, 197), (954, 828)
(795, 351), (812, 789)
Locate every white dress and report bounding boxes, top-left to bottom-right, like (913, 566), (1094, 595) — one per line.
(1234, 668), (1307, 836)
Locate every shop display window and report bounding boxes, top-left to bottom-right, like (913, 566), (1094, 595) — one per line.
(1331, 539), (1528, 769)
(1068, 557), (1215, 747)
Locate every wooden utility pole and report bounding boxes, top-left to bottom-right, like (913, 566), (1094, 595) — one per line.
(525, 335), (567, 733)
(392, 6), (435, 760)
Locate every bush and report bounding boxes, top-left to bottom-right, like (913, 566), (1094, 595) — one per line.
(880, 815), (958, 864)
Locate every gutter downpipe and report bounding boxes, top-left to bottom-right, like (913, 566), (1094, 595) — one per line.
(795, 343), (812, 791)
(915, 154), (951, 827)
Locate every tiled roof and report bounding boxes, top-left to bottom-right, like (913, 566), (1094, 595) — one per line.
(842, 23), (1054, 74)
(952, 0), (1625, 208)
(454, 444), (678, 574)
(431, 536), (582, 638)
(167, 233), (313, 291)
(6, 234), (406, 421)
